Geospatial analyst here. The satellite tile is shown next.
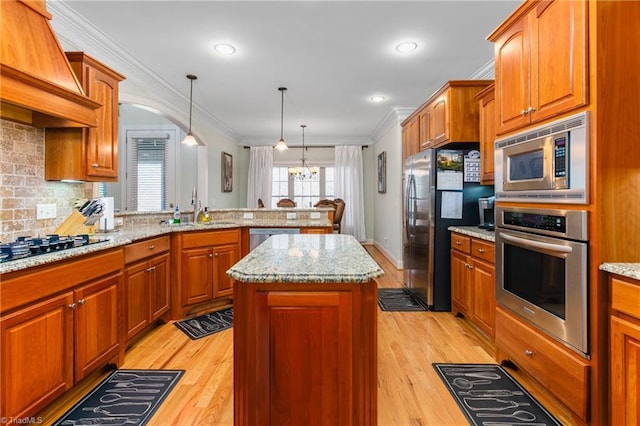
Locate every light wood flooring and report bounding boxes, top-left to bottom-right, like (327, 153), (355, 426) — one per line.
(40, 246), (574, 425)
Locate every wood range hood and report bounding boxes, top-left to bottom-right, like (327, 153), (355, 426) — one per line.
(0, 0), (100, 128)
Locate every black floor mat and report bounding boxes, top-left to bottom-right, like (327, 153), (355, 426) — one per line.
(377, 288), (427, 311)
(174, 307), (233, 340)
(433, 363), (562, 425)
(53, 369), (183, 426)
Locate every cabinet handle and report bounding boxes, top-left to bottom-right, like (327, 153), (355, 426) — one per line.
(148, 245), (156, 250)
(209, 254), (213, 258)
(77, 298), (86, 305)
(455, 241), (462, 245)
(465, 263), (473, 269)
(527, 106), (536, 113)
(91, 163), (99, 168)
(520, 109), (528, 116)
(525, 350), (534, 357)
(477, 248), (485, 253)
(68, 303), (77, 309)
(146, 266), (156, 272)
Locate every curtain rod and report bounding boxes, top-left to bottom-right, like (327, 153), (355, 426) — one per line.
(244, 145), (368, 149)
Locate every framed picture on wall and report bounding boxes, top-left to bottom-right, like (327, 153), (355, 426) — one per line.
(222, 152), (233, 192)
(377, 151), (386, 193)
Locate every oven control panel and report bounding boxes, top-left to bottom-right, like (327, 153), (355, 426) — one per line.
(503, 211), (566, 233)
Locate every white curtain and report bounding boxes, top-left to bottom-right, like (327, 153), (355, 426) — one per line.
(334, 145), (366, 242)
(247, 146), (273, 208)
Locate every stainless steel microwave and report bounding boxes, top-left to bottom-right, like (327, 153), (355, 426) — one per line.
(494, 111), (589, 204)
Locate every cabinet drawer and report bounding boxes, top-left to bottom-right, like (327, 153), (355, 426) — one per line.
(182, 229), (240, 249)
(450, 234), (471, 253)
(125, 236), (170, 264)
(495, 308), (589, 420)
(471, 239), (494, 263)
(611, 277), (640, 319)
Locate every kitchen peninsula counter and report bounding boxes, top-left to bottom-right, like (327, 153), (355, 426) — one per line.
(231, 234), (381, 425)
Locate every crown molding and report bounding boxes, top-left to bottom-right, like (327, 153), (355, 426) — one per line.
(369, 106), (415, 143)
(241, 135), (372, 147)
(48, 0), (240, 142)
(469, 59), (495, 80)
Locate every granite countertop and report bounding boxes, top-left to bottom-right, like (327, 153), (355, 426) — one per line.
(227, 234), (384, 284)
(448, 226), (495, 242)
(599, 263), (640, 281)
(1, 218), (332, 275)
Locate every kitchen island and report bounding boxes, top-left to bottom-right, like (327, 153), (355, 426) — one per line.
(228, 234), (383, 425)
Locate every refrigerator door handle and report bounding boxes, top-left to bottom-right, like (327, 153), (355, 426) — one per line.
(405, 174), (413, 240)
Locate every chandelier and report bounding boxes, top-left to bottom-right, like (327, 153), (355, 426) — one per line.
(288, 125), (319, 180)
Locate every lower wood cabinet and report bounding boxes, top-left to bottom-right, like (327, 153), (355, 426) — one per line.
(610, 275), (640, 425)
(450, 232), (496, 337)
(124, 236), (171, 343)
(172, 228), (241, 318)
(0, 250), (123, 421)
(234, 282), (377, 425)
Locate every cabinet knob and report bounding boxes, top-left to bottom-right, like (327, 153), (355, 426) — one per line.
(209, 254), (213, 258)
(520, 109), (528, 116)
(477, 248), (485, 253)
(148, 245), (156, 250)
(527, 106), (536, 113)
(455, 241), (462, 245)
(214, 253), (219, 257)
(68, 303), (77, 309)
(465, 263), (473, 269)
(77, 298), (86, 305)
(91, 163), (99, 168)
(525, 350), (534, 357)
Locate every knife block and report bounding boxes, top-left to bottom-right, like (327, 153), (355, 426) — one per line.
(54, 210), (95, 236)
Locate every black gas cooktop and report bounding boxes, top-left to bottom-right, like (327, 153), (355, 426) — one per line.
(0, 234), (109, 263)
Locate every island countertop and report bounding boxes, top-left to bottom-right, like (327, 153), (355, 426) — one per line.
(227, 234), (384, 283)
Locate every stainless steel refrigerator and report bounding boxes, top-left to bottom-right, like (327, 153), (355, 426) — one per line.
(403, 146), (493, 310)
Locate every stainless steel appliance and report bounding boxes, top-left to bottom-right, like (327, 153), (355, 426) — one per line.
(478, 196), (495, 230)
(249, 228), (300, 251)
(403, 147), (494, 310)
(494, 111), (589, 204)
(495, 206), (589, 356)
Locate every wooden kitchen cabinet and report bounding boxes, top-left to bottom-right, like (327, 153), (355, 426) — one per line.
(489, 0), (587, 135)
(477, 83), (495, 184)
(610, 275), (640, 425)
(124, 236), (170, 343)
(450, 232), (495, 338)
(0, 249), (123, 421)
(172, 228), (241, 318)
(401, 115), (420, 164)
(45, 52), (125, 181)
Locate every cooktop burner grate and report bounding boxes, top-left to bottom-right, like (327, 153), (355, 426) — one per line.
(0, 234), (109, 263)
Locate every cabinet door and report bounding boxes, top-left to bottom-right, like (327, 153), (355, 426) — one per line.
(478, 87), (496, 184)
(529, 0), (587, 123)
(0, 293), (74, 420)
(84, 64), (120, 179)
(494, 16), (530, 135)
(74, 274), (120, 381)
(611, 315), (640, 425)
(182, 247), (213, 306)
(450, 249), (471, 316)
(255, 291), (353, 425)
(213, 244), (240, 298)
(471, 258), (495, 337)
(430, 95), (449, 145)
(419, 108), (432, 150)
(125, 260), (149, 341)
(149, 253), (170, 320)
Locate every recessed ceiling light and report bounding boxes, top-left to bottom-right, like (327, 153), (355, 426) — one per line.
(369, 95), (386, 103)
(395, 41), (418, 54)
(213, 43), (236, 55)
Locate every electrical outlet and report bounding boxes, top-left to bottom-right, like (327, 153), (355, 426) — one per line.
(36, 203), (57, 220)
(243, 212), (254, 220)
(286, 212), (297, 220)
(310, 212), (321, 219)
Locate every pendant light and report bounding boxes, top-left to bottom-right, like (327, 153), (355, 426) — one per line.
(181, 74), (202, 146)
(288, 125), (318, 180)
(274, 87), (289, 151)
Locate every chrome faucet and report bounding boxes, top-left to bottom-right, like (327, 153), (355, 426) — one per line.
(191, 186), (202, 223)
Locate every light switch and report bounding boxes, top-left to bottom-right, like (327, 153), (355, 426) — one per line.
(286, 212), (297, 220)
(243, 212), (254, 220)
(310, 212), (321, 219)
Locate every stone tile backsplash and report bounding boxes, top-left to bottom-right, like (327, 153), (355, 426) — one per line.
(0, 119), (93, 243)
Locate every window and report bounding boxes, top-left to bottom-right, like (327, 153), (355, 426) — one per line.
(126, 133), (172, 211)
(271, 166), (335, 208)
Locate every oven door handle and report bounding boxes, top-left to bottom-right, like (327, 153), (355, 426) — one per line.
(500, 233), (573, 253)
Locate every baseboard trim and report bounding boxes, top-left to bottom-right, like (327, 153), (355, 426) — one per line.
(373, 241), (403, 269)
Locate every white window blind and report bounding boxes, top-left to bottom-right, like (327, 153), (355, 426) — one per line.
(127, 137), (169, 211)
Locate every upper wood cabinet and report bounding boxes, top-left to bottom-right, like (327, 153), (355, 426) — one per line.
(477, 84), (496, 184)
(45, 52), (125, 181)
(488, 0), (588, 135)
(401, 115), (420, 165)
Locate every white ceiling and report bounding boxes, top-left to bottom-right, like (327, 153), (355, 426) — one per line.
(50, 1), (518, 146)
